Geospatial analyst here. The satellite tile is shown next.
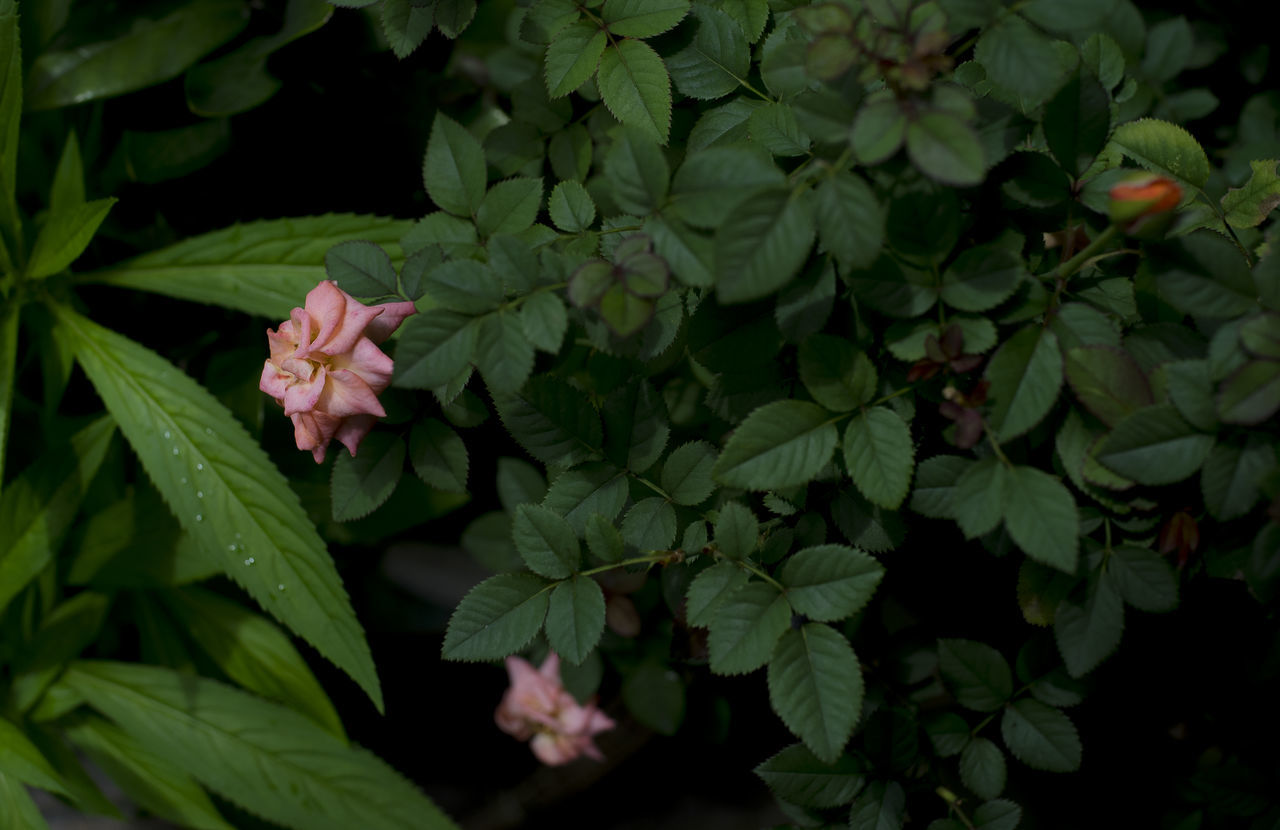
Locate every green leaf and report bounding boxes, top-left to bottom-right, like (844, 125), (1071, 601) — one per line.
(984, 325), (1063, 442)
(584, 513), (625, 563)
(815, 171), (884, 272)
(516, 292), (565, 357)
(496, 457), (546, 513)
(423, 260), (504, 314)
(324, 240), (398, 297)
(713, 400), (838, 490)
(660, 440), (718, 505)
(0, 301), (18, 493)
(686, 561), (749, 627)
(1222, 160), (1280, 229)
(1043, 70), (1111, 176)
(926, 712), (971, 757)
(688, 96), (759, 150)
(330, 432), (405, 522)
(1064, 346), (1153, 427)
(1201, 438), (1274, 521)
(164, 587), (344, 738)
(542, 463), (628, 535)
(1141, 15), (1191, 83)
(715, 188), (816, 303)
(940, 247), (1025, 312)
(513, 503), (581, 579)
(799, 334), (876, 412)
(63, 662), (457, 829)
(85, 214), (413, 320)
(848, 780), (906, 830)
(842, 407), (914, 511)
(493, 376), (602, 467)
(477, 177), (543, 238)
(973, 800), (1022, 830)
(847, 255), (938, 318)
(1000, 698), (1082, 772)
(548, 180), (596, 233)
(1054, 569), (1123, 677)
(669, 145), (783, 230)
(1095, 404), (1213, 485)
(1109, 118), (1211, 189)
(605, 127), (670, 215)
(423, 112), (486, 218)
(768, 624), (863, 764)
(50, 130), (85, 213)
(667, 5), (749, 100)
(714, 501), (759, 561)
(0, 716), (69, 795)
(960, 738), (1006, 800)
(381, 0), (433, 58)
(1241, 313), (1280, 359)
(974, 15), (1070, 110)
(1108, 545), (1178, 613)
(780, 544), (884, 622)
(25, 0), (249, 111)
(25, 197), (116, 279)
(597, 39), (672, 144)
(409, 418), (469, 493)
(909, 455), (971, 520)
(64, 715), (232, 830)
(433, 0), (476, 38)
(546, 576), (606, 664)
(708, 581), (789, 674)
(9, 592), (110, 715)
(602, 0), (690, 38)
(603, 380), (669, 474)
(0, 418), (114, 616)
(952, 457), (1009, 540)
(1217, 360), (1280, 426)
(906, 112), (985, 187)
(938, 639), (1013, 712)
(621, 660), (685, 734)
(51, 307), (382, 710)
(442, 573), (551, 660)
(754, 743), (866, 808)
(621, 497), (678, 552)
(0, 0), (21, 274)
(391, 310), (478, 391)
(544, 21), (607, 97)
(748, 101), (811, 157)
(0, 772), (47, 829)
(851, 98), (908, 165)
(1147, 232), (1259, 318)
(1163, 359), (1218, 432)
(1004, 466), (1078, 573)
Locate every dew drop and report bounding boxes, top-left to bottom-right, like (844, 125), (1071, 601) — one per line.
(172, 446), (180, 455)
(196, 490), (204, 499)
(277, 584), (285, 591)
(195, 514), (203, 522)
(245, 557), (256, 566)
(163, 430), (171, 439)
(235, 532), (242, 539)
(196, 463), (204, 471)
(205, 428), (214, 435)
(180, 477), (188, 485)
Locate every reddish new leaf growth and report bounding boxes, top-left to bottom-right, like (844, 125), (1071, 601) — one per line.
(1159, 509), (1200, 569)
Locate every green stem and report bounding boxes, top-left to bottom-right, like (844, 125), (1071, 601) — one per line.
(739, 559), (785, 592)
(579, 551), (673, 578)
(635, 475), (675, 501)
(1049, 224), (1120, 282)
(984, 426), (1014, 469)
(936, 788), (977, 830)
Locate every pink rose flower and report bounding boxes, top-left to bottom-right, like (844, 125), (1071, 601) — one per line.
(495, 652), (616, 766)
(259, 280), (415, 463)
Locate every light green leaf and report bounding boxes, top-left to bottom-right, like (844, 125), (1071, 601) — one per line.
(708, 581), (790, 674)
(960, 738), (1006, 800)
(984, 325), (1063, 442)
(713, 400), (837, 490)
(1109, 118), (1211, 189)
(815, 171), (884, 271)
(85, 214), (413, 320)
(906, 112), (985, 186)
(798, 334), (876, 412)
(165, 587), (345, 738)
(493, 376), (602, 467)
(546, 577), (606, 664)
(597, 39), (672, 144)
(477, 177), (543, 238)
(391, 310), (478, 391)
(542, 463), (628, 535)
(544, 22), (607, 98)
(685, 561), (750, 627)
(605, 127), (670, 215)
(780, 544), (884, 622)
(1222, 160), (1280, 229)
(442, 573), (551, 660)
(0, 418), (114, 616)
(602, 0), (690, 38)
(25, 197), (116, 279)
(409, 418), (469, 493)
(715, 188), (816, 303)
(768, 624), (863, 764)
(842, 407), (914, 511)
(0, 716), (69, 795)
(1108, 545), (1178, 613)
(0, 772), (47, 829)
(324, 240), (398, 297)
(25, 0), (249, 111)
(667, 5), (749, 100)
(51, 306), (382, 710)
(1004, 466), (1078, 573)
(952, 457), (1008, 539)
(548, 180), (596, 232)
(1000, 698), (1082, 772)
(1054, 569), (1123, 677)
(753, 743), (866, 809)
(330, 432), (404, 522)
(513, 503), (581, 579)
(940, 247), (1025, 312)
(938, 639), (1013, 712)
(848, 780), (906, 830)
(1095, 404), (1213, 485)
(63, 662), (457, 829)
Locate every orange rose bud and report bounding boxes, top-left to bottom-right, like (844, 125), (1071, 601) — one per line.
(1109, 173), (1183, 236)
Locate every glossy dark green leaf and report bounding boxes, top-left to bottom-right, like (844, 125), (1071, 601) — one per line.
(848, 780), (905, 830)
(541, 463), (628, 535)
(602, 0), (690, 38)
(409, 419), (469, 493)
(960, 738), (1006, 800)
(667, 5), (749, 100)
(1064, 345), (1153, 427)
(1054, 569), (1123, 677)
(1108, 545), (1178, 613)
(815, 171), (884, 272)
(780, 544), (884, 622)
(1217, 360), (1280, 425)
(605, 127), (669, 215)
(984, 325), (1063, 442)
(494, 376), (602, 467)
(1000, 699), (1082, 772)
(708, 582), (789, 674)
(754, 743), (866, 808)
(843, 408), (914, 511)
(906, 111), (985, 186)
(598, 39), (672, 144)
(1043, 70), (1110, 176)
(940, 246), (1025, 312)
(331, 432), (405, 522)
(324, 240), (398, 297)
(952, 457), (1009, 540)
(544, 21), (606, 97)
(714, 501), (759, 561)
(392, 310), (479, 391)
(768, 625), (863, 763)
(1095, 404), (1213, 485)
(546, 577), (606, 664)
(1004, 466), (1078, 573)
(442, 573), (551, 660)
(713, 400), (837, 490)
(1110, 118), (1210, 189)
(476, 177), (542, 238)
(621, 497), (677, 552)
(974, 15), (1070, 110)
(547, 180), (596, 232)
(938, 638), (1013, 712)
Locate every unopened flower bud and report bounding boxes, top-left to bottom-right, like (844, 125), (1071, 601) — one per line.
(1109, 173), (1182, 237)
